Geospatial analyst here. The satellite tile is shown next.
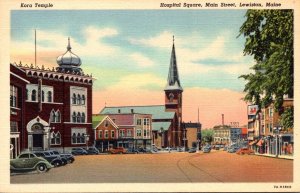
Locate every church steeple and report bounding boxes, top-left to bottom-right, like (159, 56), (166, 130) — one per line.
(165, 36), (183, 91)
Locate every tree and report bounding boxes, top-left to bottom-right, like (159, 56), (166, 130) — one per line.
(280, 106), (294, 130)
(239, 10), (293, 112)
(201, 129), (214, 144)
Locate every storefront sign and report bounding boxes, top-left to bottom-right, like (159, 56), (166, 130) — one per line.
(248, 105), (258, 115)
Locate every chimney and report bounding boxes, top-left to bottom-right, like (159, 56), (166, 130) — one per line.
(222, 114), (224, 126)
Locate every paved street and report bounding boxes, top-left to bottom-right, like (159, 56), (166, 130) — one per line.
(10, 151), (293, 183)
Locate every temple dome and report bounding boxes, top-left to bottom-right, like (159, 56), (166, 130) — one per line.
(56, 37), (82, 74)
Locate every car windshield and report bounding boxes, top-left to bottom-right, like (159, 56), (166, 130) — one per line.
(19, 154), (29, 158)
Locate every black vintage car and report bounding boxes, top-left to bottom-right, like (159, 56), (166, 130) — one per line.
(71, 147), (88, 155)
(10, 152), (53, 173)
(86, 147), (100, 155)
(34, 151), (63, 167)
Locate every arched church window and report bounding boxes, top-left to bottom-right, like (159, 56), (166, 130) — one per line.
(50, 110), (56, 122)
(81, 133), (85, 143)
(72, 133), (76, 144)
(77, 133), (81, 143)
(77, 112), (81, 123)
(82, 95), (85, 105)
(47, 91), (52, 102)
(56, 111), (61, 122)
(72, 93), (76, 104)
(42, 90), (45, 102)
(72, 112), (76, 123)
(81, 112), (85, 123)
(32, 90), (37, 101)
(56, 132), (61, 144)
(51, 132), (56, 144)
(77, 94), (81, 105)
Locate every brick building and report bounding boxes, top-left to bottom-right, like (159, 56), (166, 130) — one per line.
(10, 38), (94, 157)
(248, 98), (294, 156)
(92, 113), (152, 151)
(182, 122), (201, 149)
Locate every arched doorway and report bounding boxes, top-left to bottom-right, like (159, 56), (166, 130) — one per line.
(32, 123), (44, 149)
(26, 116), (50, 151)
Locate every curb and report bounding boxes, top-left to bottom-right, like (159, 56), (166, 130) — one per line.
(254, 153), (293, 160)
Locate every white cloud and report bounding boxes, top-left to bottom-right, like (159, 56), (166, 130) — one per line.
(128, 31), (173, 49)
(128, 31), (252, 77)
(130, 52), (154, 67)
(11, 26), (119, 59)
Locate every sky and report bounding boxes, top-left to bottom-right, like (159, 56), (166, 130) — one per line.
(10, 10), (254, 128)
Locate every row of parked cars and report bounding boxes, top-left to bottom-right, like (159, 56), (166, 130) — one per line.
(10, 150), (75, 174)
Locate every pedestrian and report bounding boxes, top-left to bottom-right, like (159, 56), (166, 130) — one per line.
(282, 145), (286, 155)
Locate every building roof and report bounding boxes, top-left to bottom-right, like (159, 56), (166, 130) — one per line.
(152, 122), (172, 131)
(92, 115), (119, 129)
(56, 37), (83, 74)
(182, 122), (201, 128)
(104, 114), (134, 126)
(100, 105), (175, 120)
(165, 38), (183, 91)
(92, 115), (106, 129)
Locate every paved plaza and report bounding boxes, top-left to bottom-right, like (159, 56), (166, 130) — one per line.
(10, 151), (293, 183)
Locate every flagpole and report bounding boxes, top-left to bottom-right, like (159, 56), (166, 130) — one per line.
(35, 29), (37, 68)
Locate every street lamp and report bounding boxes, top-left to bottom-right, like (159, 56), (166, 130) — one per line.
(273, 125), (281, 157)
(160, 127), (164, 149)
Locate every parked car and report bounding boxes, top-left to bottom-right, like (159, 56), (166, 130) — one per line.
(236, 148), (254, 155)
(227, 146), (240, 153)
(47, 150), (68, 165)
(60, 153), (75, 163)
(203, 147), (211, 153)
(86, 147), (100, 155)
(108, 147), (127, 154)
(33, 151), (63, 167)
(71, 147), (88, 155)
(188, 147), (197, 153)
(10, 152), (53, 173)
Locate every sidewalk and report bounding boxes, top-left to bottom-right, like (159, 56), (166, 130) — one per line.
(254, 153), (293, 160)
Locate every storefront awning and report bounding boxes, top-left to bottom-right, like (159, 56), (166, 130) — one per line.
(256, 139), (264, 146)
(249, 140), (257, 146)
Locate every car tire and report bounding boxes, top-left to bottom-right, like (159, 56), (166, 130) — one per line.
(36, 163), (47, 173)
(53, 161), (61, 167)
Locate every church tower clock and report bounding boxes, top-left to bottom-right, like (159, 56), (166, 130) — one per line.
(164, 37), (183, 147)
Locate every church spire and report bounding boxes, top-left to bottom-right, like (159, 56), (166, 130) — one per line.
(165, 36), (183, 91)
